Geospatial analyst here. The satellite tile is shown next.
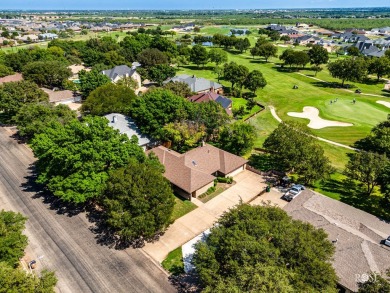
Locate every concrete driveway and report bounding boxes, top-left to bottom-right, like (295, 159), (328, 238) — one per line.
(250, 187), (288, 208)
(142, 170), (266, 263)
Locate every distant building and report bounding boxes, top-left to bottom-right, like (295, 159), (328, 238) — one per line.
(39, 33), (58, 40)
(164, 74), (223, 94)
(104, 113), (151, 151)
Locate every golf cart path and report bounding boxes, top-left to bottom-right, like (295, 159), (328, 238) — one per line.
(296, 73), (385, 98)
(269, 106), (357, 151)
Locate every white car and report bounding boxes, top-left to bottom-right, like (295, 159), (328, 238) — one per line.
(385, 236), (390, 247)
(282, 186), (302, 202)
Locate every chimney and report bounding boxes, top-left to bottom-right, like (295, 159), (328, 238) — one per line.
(201, 141), (205, 147)
(112, 115), (117, 123)
(210, 86), (215, 93)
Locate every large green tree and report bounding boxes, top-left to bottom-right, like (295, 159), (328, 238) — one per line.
(307, 45), (329, 76)
(137, 48), (168, 68)
(368, 56), (390, 81)
(147, 64), (176, 86)
(190, 45), (209, 68)
(257, 43), (278, 62)
(193, 204), (338, 293)
(129, 89), (194, 138)
(81, 83), (137, 116)
(328, 57), (368, 86)
(218, 121), (256, 156)
(223, 62), (249, 89)
(30, 116), (145, 203)
(162, 81), (193, 97)
(13, 102), (76, 140)
(0, 80), (49, 122)
(0, 210), (28, 267)
(22, 61), (72, 88)
(103, 158), (175, 243)
(0, 263), (57, 293)
(356, 116), (390, 157)
(208, 48), (228, 66)
(263, 122), (334, 184)
(78, 69), (111, 98)
(244, 70), (267, 94)
(344, 151), (389, 195)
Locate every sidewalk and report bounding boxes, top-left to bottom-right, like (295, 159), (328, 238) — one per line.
(142, 170), (266, 263)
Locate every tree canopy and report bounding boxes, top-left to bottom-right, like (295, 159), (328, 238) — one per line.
(218, 121), (256, 156)
(22, 61), (72, 88)
(0, 210), (28, 267)
(162, 81), (193, 97)
(190, 45), (209, 67)
(103, 158), (175, 243)
(0, 80), (49, 122)
(193, 204), (338, 293)
(0, 210), (57, 293)
(263, 122), (333, 184)
(208, 48), (228, 66)
(13, 102), (76, 140)
(245, 70), (267, 94)
(147, 64), (176, 86)
(78, 69), (111, 98)
(344, 151), (389, 195)
(30, 116), (145, 203)
(328, 57), (368, 86)
(129, 89), (193, 139)
(81, 83), (137, 116)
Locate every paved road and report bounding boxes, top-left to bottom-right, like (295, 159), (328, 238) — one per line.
(0, 127), (175, 293)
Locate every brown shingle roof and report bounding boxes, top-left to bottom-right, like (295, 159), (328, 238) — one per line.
(284, 191), (390, 292)
(41, 88), (75, 103)
(148, 144), (247, 193)
(0, 73), (23, 84)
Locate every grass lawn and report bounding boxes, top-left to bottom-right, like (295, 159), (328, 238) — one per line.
(161, 247), (184, 275)
(170, 195), (197, 222)
(179, 48), (388, 147)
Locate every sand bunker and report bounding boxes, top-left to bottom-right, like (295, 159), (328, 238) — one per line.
(377, 101), (390, 108)
(287, 106), (353, 129)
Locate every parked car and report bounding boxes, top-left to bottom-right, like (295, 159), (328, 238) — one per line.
(282, 186), (303, 202)
(292, 184), (305, 191)
(385, 236), (390, 247)
(355, 89), (362, 94)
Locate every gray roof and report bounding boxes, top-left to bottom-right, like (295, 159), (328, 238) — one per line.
(164, 74), (223, 93)
(215, 95), (232, 109)
(104, 113), (150, 147)
(102, 65), (136, 81)
(284, 191), (390, 292)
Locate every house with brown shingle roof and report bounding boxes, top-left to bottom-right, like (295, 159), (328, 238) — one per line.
(148, 143), (247, 200)
(284, 191), (390, 293)
(0, 73), (23, 84)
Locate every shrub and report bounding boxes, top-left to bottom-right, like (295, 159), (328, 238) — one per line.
(217, 177), (233, 184)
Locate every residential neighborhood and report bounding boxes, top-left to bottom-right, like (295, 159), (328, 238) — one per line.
(1, 5), (390, 293)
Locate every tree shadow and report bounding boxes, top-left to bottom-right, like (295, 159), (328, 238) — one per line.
(86, 204), (165, 250)
(169, 272), (202, 293)
(181, 65), (214, 71)
(249, 59), (267, 64)
(21, 164), (86, 217)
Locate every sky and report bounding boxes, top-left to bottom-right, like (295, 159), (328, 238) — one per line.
(0, 0), (389, 10)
